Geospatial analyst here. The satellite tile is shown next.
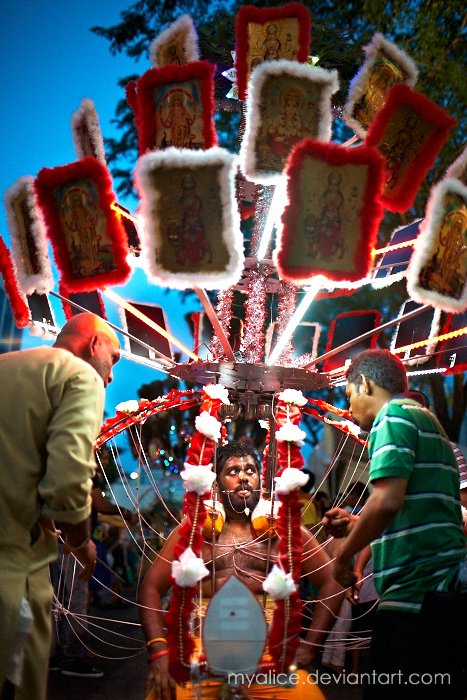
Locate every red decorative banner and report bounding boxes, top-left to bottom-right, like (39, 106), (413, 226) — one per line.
(35, 157), (131, 293)
(235, 2), (311, 101)
(277, 139), (385, 283)
(131, 61), (217, 154)
(365, 83), (456, 213)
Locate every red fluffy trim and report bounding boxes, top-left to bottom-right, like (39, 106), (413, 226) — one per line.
(365, 84), (456, 213)
(35, 157), (131, 293)
(235, 2), (311, 101)
(0, 235), (29, 328)
(135, 61), (217, 155)
(323, 309), (381, 372)
(278, 139), (385, 283)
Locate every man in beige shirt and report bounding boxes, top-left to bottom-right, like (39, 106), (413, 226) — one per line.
(0, 313), (120, 700)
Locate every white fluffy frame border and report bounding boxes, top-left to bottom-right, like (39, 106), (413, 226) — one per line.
(149, 14), (200, 68)
(390, 300), (441, 366)
(71, 98), (106, 165)
(239, 60), (339, 185)
(136, 147), (244, 291)
(343, 32), (418, 139)
(3, 175), (54, 296)
(445, 143), (467, 183)
(407, 178), (467, 313)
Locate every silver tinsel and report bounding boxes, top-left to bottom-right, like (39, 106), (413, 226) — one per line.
(209, 287), (235, 359)
(274, 280), (298, 366)
(240, 264), (273, 363)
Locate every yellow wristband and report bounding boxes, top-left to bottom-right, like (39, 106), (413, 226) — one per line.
(146, 637), (167, 649)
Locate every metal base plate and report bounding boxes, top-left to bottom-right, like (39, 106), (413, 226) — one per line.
(171, 361), (330, 393)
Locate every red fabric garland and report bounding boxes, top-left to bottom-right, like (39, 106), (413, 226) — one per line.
(264, 398), (304, 671)
(165, 387), (222, 683)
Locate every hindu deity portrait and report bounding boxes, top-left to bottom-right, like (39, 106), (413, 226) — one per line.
(256, 79), (318, 173)
(352, 54), (405, 129)
(418, 199), (467, 300)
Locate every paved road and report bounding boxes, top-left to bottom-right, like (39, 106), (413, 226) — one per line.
(48, 588), (147, 700)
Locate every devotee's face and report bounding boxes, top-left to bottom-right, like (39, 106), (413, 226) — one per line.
(345, 379), (375, 433)
(218, 455), (260, 514)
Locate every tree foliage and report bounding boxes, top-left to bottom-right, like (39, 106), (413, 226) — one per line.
(93, 1), (467, 440)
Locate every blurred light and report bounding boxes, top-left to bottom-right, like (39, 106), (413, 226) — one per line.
(130, 472), (138, 480)
(371, 240), (416, 257)
(267, 278), (324, 365)
(256, 178), (288, 261)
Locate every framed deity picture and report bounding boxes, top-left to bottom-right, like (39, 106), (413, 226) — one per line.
(135, 147), (243, 290)
(35, 157), (131, 293)
(149, 14), (200, 68)
(240, 60), (339, 183)
(343, 32), (418, 138)
(407, 178), (467, 313)
(276, 139), (385, 284)
(131, 61), (217, 155)
(366, 84), (456, 213)
(235, 2), (311, 101)
(71, 97), (106, 165)
(4, 175), (54, 296)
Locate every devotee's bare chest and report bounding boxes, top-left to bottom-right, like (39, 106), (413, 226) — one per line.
(201, 524), (279, 595)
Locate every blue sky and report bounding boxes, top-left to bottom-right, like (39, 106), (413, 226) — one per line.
(0, 0), (201, 438)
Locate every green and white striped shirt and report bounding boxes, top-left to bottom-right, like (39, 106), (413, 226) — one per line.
(369, 398), (466, 613)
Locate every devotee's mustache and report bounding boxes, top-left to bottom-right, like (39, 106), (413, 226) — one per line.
(221, 488), (261, 494)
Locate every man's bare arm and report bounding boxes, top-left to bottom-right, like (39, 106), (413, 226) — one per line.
(138, 526), (181, 700)
(295, 526), (345, 667)
(331, 477), (408, 588)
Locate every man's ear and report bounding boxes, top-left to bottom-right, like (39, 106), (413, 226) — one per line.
(88, 334), (99, 356)
(360, 375), (372, 395)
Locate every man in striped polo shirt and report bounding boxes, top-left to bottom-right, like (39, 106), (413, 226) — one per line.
(324, 349), (466, 699)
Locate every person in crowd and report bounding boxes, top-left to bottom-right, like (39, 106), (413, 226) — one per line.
(0, 313), (120, 700)
(342, 481), (369, 514)
(138, 441), (345, 700)
(324, 349), (466, 700)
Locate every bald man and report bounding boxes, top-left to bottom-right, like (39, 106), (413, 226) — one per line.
(0, 313), (120, 700)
